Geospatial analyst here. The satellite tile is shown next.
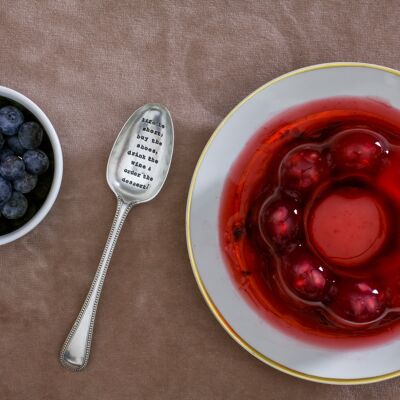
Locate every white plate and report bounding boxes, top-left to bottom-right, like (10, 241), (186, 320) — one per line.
(186, 63), (400, 384)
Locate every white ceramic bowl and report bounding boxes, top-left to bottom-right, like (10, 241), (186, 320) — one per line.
(186, 63), (400, 384)
(0, 86), (62, 245)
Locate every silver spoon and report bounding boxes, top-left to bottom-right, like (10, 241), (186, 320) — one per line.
(60, 103), (174, 371)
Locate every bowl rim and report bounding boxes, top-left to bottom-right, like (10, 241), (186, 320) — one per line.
(0, 85), (63, 244)
(185, 62), (400, 385)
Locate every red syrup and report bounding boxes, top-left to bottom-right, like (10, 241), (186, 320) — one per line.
(219, 97), (400, 347)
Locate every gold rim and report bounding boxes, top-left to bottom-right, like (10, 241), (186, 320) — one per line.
(186, 62), (400, 385)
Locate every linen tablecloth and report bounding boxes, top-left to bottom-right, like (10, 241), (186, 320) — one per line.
(1, 1), (399, 398)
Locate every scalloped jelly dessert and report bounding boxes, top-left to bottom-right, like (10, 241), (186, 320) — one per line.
(220, 97), (400, 346)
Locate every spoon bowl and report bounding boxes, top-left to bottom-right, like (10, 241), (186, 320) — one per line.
(107, 103), (174, 204)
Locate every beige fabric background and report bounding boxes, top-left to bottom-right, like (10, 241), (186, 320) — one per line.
(1, 0), (400, 398)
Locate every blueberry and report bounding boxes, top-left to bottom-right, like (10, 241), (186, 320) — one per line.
(10, 202), (37, 228)
(23, 150), (49, 175)
(0, 133), (4, 149)
(13, 171), (37, 193)
(18, 122), (43, 149)
(0, 176), (12, 204)
(2, 191), (27, 219)
(7, 135), (24, 155)
(0, 106), (24, 136)
(0, 155), (25, 180)
(0, 148), (14, 162)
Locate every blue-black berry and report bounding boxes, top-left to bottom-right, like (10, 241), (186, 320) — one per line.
(0, 106), (24, 136)
(0, 176), (12, 204)
(2, 191), (28, 219)
(0, 155), (25, 180)
(13, 172), (38, 194)
(23, 150), (49, 175)
(18, 122), (43, 149)
(0, 148), (14, 162)
(7, 135), (25, 156)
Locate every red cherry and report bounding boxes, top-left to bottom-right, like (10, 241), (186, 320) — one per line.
(331, 129), (384, 172)
(282, 248), (332, 302)
(259, 198), (300, 249)
(329, 282), (386, 324)
(281, 147), (330, 191)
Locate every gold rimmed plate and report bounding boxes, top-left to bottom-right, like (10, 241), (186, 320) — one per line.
(186, 63), (400, 384)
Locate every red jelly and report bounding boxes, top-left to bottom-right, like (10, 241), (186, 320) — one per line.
(220, 97), (400, 346)
(308, 187), (388, 268)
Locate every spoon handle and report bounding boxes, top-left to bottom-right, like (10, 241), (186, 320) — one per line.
(60, 197), (133, 371)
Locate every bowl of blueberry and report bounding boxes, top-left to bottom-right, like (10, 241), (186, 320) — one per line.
(0, 86), (62, 244)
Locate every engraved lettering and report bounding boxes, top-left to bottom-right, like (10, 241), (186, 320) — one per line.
(137, 134), (148, 142)
(137, 144), (157, 154)
(142, 173), (153, 182)
(123, 116), (166, 189)
(153, 130), (163, 138)
(124, 168), (142, 178)
(128, 150), (146, 160)
(122, 177), (149, 190)
(131, 161), (146, 169)
(142, 118), (166, 129)
(148, 156), (158, 164)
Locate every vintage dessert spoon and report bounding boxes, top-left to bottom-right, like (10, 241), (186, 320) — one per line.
(60, 103), (174, 371)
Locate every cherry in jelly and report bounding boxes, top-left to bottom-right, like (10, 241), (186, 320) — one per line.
(259, 197), (301, 250)
(329, 281), (386, 324)
(331, 129), (385, 172)
(281, 147), (330, 191)
(220, 97), (400, 346)
(281, 248), (333, 302)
